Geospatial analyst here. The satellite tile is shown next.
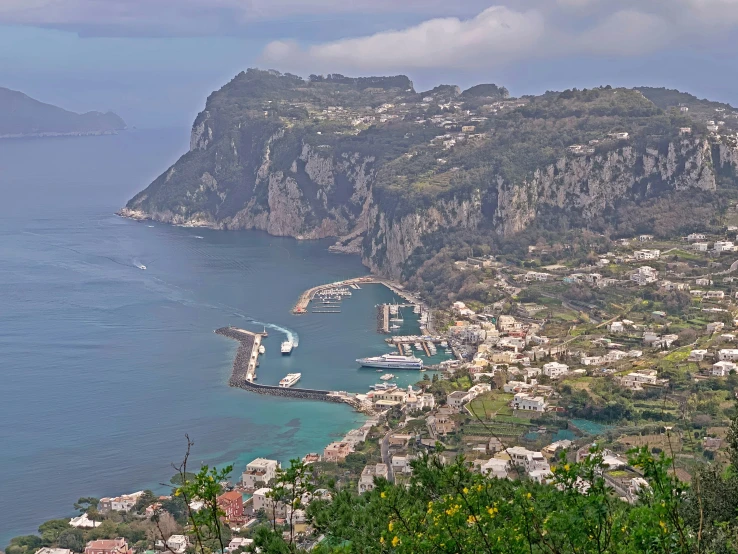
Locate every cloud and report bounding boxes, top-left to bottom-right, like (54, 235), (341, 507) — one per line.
(0, 0), (497, 35)
(260, 1), (738, 73)
(263, 7), (545, 72)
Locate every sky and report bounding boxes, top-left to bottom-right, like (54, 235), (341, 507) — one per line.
(3, 0), (738, 128)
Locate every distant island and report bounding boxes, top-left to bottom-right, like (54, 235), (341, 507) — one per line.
(0, 87), (126, 138)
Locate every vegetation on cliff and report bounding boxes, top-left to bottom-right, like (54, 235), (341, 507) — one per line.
(124, 69), (738, 281)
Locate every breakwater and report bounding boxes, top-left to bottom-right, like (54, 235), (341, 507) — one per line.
(216, 327), (363, 407)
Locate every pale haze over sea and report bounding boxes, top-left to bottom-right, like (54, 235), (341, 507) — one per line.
(0, 129), (426, 544)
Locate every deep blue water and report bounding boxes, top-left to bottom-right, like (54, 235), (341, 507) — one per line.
(0, 130), (431, 544)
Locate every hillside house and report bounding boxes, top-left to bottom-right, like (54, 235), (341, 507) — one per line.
(512, 393), (547, 412)
(98, 492), (144, 513)
(718, 349), (738, 361)
(689, 349), (708, 361)
(696, 278), (713, 287)
(479, 458), (509, 479)
(217, 491), (244, 523)
(713, 361), (737, 376)
(634, 249), (660, 261)
(84, 540), (131, 554)
(358, 464), (389, 493)
(323, 442), (353, 462)
(242, 458), (280, 491)
(693, 242), (709, 251)
(714, 241), (735, 252)
(631, 266), (658, 286)
(542, 362), (569, 379)
(707, 322), (725, 334)
(608, 321), (625, 333)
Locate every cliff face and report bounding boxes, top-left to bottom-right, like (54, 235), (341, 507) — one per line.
(364, 138), (721, 277)
(123, 119), (374, 239)
(123, 71), (736, 280)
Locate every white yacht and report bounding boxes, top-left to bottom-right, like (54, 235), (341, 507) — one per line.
(356, 354), (423, 370)
(281, 340), (293, 355)
(258, 345), (266, 354)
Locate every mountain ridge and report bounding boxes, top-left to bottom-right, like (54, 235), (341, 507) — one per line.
(0, 87), (126, 138)
(122, 69), (738, 279)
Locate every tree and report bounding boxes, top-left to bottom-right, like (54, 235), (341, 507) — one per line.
(74, 497), (99, 513)
(38, 519), (72, 545)
(266, 459), (316, 546)
(57, 529), (85, 552)
(170, 436), (233, 554)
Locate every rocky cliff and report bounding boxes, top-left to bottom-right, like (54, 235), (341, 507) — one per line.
(123, 70), (736, 279)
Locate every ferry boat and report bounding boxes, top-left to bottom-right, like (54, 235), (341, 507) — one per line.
(279, 373), (301, 388)
(356, 354), (423, 370)
(380, 373), (395, 381)
(370, 383), (398, 391)
(258, 345), (266, 354)
(281, 340), (294, 355)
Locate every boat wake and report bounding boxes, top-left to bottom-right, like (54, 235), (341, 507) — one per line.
(246, 318), (299, 347)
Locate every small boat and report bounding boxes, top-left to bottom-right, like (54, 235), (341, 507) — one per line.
(390, 324), (401, 330)
(440, 341), (448, 348)
(258, 345), (266, 354)
(380, 373), (395, 381)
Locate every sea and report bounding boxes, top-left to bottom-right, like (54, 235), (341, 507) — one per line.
(0, 129), (445, 545)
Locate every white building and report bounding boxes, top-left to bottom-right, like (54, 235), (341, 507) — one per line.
(718, 349), (738, 361)
(226, 538), (254, 553)
(631, 266), (659, 286)
(98, 491), (144, 513)
(707, 321), (725, 334)
(358, 464), (389, 493)
(506, 447), (550, 474)
(714, 241), (735, 252)
(542, 362), (569, 379)
(713, 360), (737, 376)
(581, 356), (604, 366)
(166, 536), (188, 554)
(689, 349), (708, 361)
(688, 233), (706, 241)
(696, 278), (713, 287)
(634, 249), (660, 261)
(242, 458), (280, 491)
(391, 455), (413, 475)
(480, 458), (509, 479)
(608, 321), (625, 333)
(621, 370), (659, 389)
(693, 242), (709, 252)
(512, 393), (547, 412)
(446, 390), (472, 410)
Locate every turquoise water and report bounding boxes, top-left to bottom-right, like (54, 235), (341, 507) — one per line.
(0, 130), (405, 544)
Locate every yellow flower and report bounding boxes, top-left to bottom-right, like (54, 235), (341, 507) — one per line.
(463, 487), (469, 494)
(659, 521), (668, 533)
(564, 464), (570, 471)
(381, 491), (387, 499)
(388, 521), (394, 532)
(487, 506), (499, 517)
(526, 492), (532, 499)
(380, 537), (385, 544)
(392, 536), (401, 547)
(476, 484), (483, 492)
(467, 515), (477, 525)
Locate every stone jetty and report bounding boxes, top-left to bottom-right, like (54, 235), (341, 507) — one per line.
(216, 327), (367, 409)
